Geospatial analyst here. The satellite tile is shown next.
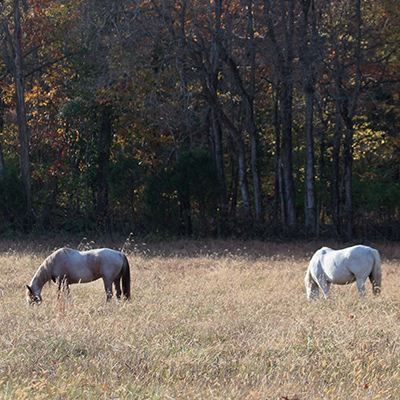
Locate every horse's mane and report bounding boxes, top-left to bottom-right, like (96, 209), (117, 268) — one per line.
(32, 248), (69, 286)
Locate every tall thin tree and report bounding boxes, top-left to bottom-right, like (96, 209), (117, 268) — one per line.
(299, 0), (318, 237)
(7, 0), (33, 219)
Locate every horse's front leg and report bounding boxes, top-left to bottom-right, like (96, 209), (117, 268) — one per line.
(57, 276), (70, 300)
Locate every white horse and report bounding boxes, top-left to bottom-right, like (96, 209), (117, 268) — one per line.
(305, 245), (381, 299)
(26, 248), (131, 305)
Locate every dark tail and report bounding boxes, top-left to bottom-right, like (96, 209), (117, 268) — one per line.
(369, 248), (381, 296)
(121, 254), (131, 300)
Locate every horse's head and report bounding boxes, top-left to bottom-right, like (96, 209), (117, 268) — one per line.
(26, 285), (42, 306)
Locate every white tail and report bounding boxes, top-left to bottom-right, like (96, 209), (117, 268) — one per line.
(369, 249), (381, 296)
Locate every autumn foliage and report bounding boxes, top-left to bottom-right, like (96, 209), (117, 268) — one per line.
(1, 238), (400, 398)
(0, 0), (400, 239)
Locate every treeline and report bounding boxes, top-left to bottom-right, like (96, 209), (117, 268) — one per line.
(0, 0), (399, 239)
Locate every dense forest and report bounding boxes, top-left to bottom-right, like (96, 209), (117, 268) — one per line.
(0, 0), (399, 239)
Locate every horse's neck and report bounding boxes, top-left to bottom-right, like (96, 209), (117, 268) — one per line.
(30, 263), (52, 292)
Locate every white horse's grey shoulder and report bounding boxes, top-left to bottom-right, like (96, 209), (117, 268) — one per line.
(318, 246), (332, 255)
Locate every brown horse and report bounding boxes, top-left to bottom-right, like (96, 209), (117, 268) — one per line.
(26, 248), (131, 305)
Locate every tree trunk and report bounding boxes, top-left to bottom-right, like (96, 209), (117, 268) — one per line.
(264, 0), (297, 236)
(228, 149), (239, 221)
(331, 109), (342, 237)
(334, 0), (362, 240)
(219, 26), (262, 223)
(300, 0), (317, 237)
(0, 96), (5, 181)
(13, 0), (33, 219)
(211, 110), (229, 235)
(209, 0), (252, 225)
(343, 123), (354, 240)
(236, 139), (251, 221)
(304, 88), (317, 237)
(207, 2), (229, 235)
(179, 196), (192, 235)
(96, 105), (112, 226)
(201, 80), (252, 223)
(280, 77), (297, 235)
(272, 91), (281, 234)
(246, 0), (263, 224)
(0, 142), (4, 182)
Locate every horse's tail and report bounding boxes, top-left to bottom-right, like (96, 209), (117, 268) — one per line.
(304, 264), (314, 299)
(121, 254), (131, 300)
(304, 265), (311, 289)
(369, 248), (381, 296)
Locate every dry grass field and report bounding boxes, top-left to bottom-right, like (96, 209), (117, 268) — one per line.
(1, 237), (400, 399)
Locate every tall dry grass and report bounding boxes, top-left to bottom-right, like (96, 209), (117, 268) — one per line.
(0, 238), (399, 399)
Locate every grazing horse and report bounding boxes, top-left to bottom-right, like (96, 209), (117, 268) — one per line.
(26, 248), (131, 305)
(305, 245), (381, 299)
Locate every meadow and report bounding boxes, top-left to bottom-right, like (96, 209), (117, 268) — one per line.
(0, 237), (400, 399)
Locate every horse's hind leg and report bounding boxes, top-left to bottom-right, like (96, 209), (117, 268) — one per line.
(356, 278), (367, 297)
(103, 279), (113, 302)
(316, 275), (331, 299)
(307, 280), (320, 299)
(105, 288), (113, 302)
(114, 278), (122, 300)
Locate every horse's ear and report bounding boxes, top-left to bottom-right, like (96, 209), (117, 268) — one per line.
(26, 285), (33, 294)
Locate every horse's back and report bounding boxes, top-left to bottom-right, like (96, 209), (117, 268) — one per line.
(322, 245), (376, 282)
(78, 248), (126, 271)
(52, 247), (125, 284)
(80, 248), (126, 266)
(85, 247), (124, 258)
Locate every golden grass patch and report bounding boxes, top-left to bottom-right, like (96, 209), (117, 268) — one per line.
(0, 239), (399, 399)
